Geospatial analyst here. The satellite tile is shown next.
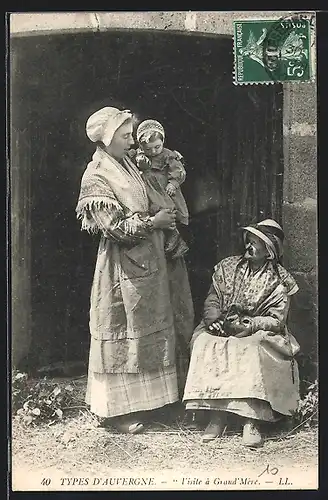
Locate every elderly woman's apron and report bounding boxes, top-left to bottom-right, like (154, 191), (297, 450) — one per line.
(183, 256), (300, 421)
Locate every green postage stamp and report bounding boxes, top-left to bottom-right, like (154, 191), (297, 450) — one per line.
(233, 15), (314, 85)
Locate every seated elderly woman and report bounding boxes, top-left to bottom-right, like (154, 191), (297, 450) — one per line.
(183, 219), (300, 447)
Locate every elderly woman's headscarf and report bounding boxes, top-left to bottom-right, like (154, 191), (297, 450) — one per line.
(242, 218), (284, 261)
(86, 107), (132, 147)
(136, 119), (165, 144)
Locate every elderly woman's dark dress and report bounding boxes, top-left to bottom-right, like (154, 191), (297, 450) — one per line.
(183, 220), (300, 446)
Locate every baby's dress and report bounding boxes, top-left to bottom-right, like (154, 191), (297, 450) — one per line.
(128, 148), (189, 259)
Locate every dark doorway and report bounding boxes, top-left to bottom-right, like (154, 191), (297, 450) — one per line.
(11, 30), (283, 370)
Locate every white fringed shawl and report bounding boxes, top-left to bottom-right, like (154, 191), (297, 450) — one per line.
(76, 147), (149, 233)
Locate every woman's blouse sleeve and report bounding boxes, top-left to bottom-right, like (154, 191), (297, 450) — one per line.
(89, 205), (153, 245)
(203, 283), (222, 327)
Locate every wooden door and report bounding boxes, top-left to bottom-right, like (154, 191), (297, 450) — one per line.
(184, 83), (284, 323)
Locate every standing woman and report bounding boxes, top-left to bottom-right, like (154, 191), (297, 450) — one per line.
(76, 107), (194, 433)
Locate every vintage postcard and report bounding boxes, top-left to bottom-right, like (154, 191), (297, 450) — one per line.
(9, 10), (318, 492)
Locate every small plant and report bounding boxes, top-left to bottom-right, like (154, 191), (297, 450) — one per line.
(12, 370), (77, 426)
(293, 379), (318, 427)
(12, 371), (30, 412)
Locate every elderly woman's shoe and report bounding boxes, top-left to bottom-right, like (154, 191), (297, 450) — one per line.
(202, 412), (226, 443)
(242, 419), (263, 447)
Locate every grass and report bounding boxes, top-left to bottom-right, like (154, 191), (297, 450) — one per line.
(11, 375), (319, 488)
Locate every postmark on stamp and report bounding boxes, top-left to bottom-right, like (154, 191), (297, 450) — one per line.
(233, 14), (314, 85)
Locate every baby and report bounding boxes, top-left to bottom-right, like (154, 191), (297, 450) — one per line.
(128, 119), (189, 259)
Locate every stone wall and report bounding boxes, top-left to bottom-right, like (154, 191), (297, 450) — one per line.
(282, 82), (318, 378)
(10, 11), (294, 37)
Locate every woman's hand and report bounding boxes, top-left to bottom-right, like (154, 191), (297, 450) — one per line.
(234, 325), (252, 338)
(208, 320), (224, 336)
(152, 209), (177, 230)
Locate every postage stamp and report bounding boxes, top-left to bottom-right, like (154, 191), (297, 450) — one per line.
(233, 15), (314, 85)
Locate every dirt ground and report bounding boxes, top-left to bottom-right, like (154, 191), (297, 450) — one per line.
(11, 376), (319, 491)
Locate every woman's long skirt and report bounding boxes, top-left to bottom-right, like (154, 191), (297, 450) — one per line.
(86, 366), (179, 418)
(85, 255), (194, 418)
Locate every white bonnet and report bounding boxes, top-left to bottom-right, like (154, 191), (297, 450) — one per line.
(137, 119), (165, 144)
(86, 107), (132, 147)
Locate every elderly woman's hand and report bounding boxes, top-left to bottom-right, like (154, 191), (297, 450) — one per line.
(234, 326), (252, 338)
(152, 209), (177, 230)
(208, 321), (224, 335)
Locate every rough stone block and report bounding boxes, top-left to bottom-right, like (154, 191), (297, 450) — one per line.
(282, 198), (317, 273)
(10, 12), (96, 36)
(283, 82), (317, 126)
(97, 11), (186, 32)
(283, 135), (317, 202)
